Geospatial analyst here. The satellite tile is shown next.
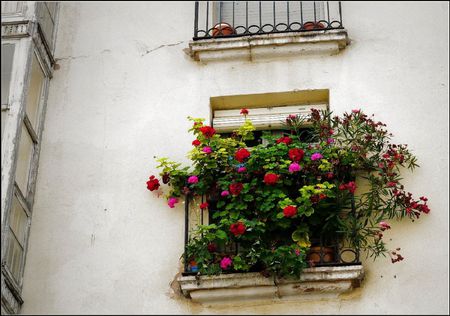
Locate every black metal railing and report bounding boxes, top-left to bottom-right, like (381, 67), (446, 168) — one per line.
(193, 1), (343, 40)
(182, 193), (360, 275)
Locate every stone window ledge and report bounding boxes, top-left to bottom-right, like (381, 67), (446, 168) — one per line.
(177, 265), (364, 304)
(187, 29), (349, 63)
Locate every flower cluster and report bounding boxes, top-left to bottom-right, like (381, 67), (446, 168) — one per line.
(149, 109), (430, 276)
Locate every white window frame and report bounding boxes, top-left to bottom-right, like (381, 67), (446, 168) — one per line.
(1, 3), (58, 313)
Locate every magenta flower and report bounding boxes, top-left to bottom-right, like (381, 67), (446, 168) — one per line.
(167, 197), (179, 208)
(220, 257), (233, 270)
(221, 190), (230, 197)
(288, 162), (301, 173)
(188, 176), (199, 184)
(202, 146), (212, 154)
(295, 249), (301, 256)
(237, 167), (246, 173)
(311, 153), (323, 161)
(327, 138), (335, 144)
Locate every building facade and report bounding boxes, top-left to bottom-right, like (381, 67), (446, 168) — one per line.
(1, 1), (449, 314)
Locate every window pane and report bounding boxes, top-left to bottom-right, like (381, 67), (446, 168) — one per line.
(1, 44), (14, 105)
(1, 44), (15, 140)
(9, 195), (28, 246)
(25, 54), (45, 130)
(37, 2), (55, 49)
(15, 124), (34, 195)
(218, 1), (325, 27)
(1, 1), (23, 15)
(5, 231), (23, 282)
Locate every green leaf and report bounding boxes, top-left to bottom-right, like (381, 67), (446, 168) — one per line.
(216, 230), (227, 240)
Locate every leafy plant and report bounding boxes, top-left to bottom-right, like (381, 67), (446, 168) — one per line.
(146, 108), (430, 277)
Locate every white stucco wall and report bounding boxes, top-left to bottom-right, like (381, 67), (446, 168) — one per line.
(20, 1), (448, 314)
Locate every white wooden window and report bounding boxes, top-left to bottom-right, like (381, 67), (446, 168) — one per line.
(3, 51), (48, 287)
(5, 194), (29, 282)
(212, 103), (328, 133)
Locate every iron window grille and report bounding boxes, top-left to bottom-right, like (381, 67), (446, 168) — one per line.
(182, 191), (361, 276)
(193, 1), (343, 40)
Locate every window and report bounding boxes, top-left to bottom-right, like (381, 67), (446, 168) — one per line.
(1, 3), (58, 313)
(3, 52), (48, 287)
(1, 1), (23, 16)
(193, 1), (343, 40)
(1, 43), (15, 141)
(216, 1), (325, 28)
(36, 2), (58, 51)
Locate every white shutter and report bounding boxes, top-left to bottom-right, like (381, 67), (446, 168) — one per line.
(212, 103), (328, 133)
(216, 1), (325, 28)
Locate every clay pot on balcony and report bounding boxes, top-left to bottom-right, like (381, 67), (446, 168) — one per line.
(212, 22), (235, 37)
(307, 246), (335, 263)
(303, 22), (325, 30)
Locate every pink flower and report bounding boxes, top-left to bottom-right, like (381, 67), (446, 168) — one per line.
(311, 152), (323, 161)
(188, 176), (199, 184)
(379, 221), (391, 231)
(327, 138), (335, 144)
(221, 190), (230, 197)
(352, 109), (360, 113)
(288, 162), (301, 173)
(167, 197), (178, 208)
(202, 146), (212, 154)
(237, 167), (246, 173)
(295, 249), (301, 256)
(220, 257), (233, 270)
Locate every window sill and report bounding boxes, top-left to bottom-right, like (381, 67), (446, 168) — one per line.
(187, 29), (349, 63)
(177, 265), (364, 304)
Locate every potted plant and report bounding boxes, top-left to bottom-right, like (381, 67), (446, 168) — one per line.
(146, 108), (430, 277)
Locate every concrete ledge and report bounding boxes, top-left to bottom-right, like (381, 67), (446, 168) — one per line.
(187, 29), (349, 62)
(178, 265), (364, 304)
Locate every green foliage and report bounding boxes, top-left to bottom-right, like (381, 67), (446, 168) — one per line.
(152, 109), (430, 277)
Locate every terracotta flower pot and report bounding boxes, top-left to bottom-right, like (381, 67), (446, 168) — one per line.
(307, 246), (335, 263)
(303, 22), (325, 30)
(212, 22), (235, 37)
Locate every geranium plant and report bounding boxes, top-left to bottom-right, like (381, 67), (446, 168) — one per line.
(146, 108), (430, 278)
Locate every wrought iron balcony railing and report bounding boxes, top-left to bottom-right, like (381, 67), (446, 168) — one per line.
(182, 193), (361, 276)
(193, 1), (343, 40)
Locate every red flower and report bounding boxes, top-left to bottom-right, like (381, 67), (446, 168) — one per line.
(346, 181), (357, 194)
(420, 204), (430, 214)
(339, 181), (357, 194)
(264, 173), (279, 185)
(235, 148), (251, 162)
(207, 243), (217, 252)
(146, 175), (160, 191)
(229, 182), (243, 195)
(230, 222), (246, 236)
(276, 136), (292, 145)
(199, 126), (216, 138)
(319, 193), (327, 200)
(192, 139), (201, 146)
(199, 202), (209, 209)
(240, 108), (249, 115)
(283, 205), (297, 218)
(288, 148), (305, 162)
(387, 181), (397, 187)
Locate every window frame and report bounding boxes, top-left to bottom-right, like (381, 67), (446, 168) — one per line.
(1, 7), (56, 311)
